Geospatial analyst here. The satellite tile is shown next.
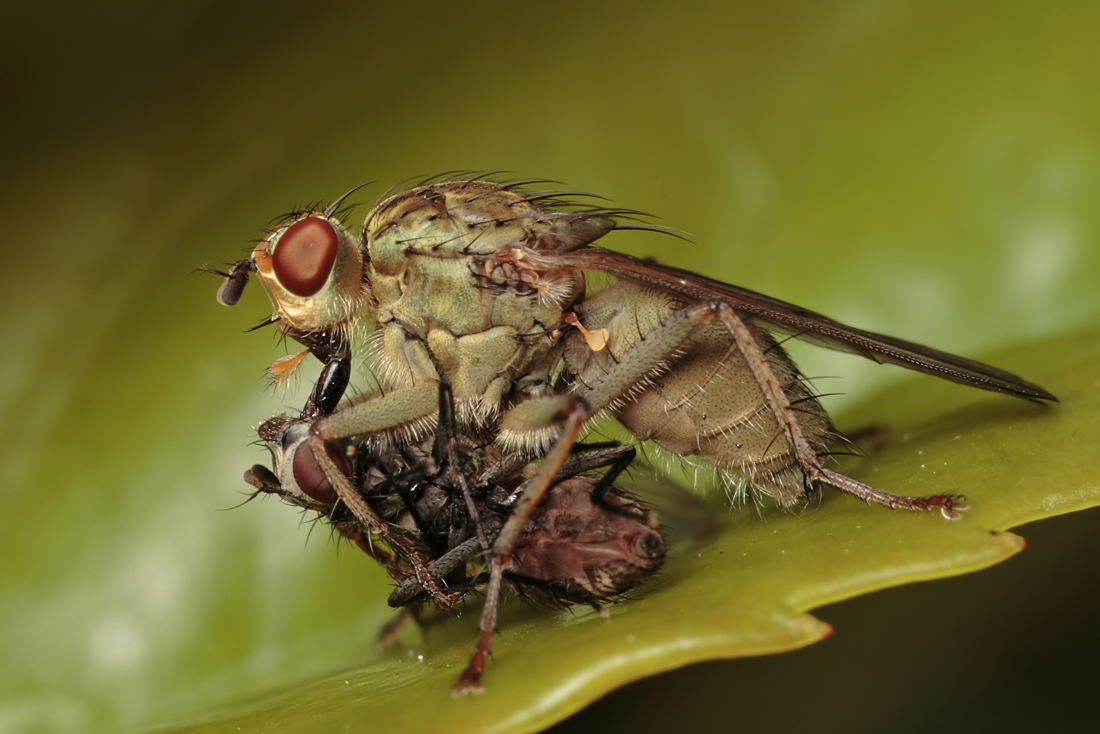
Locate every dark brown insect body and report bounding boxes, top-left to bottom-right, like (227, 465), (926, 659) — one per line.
(214, 174), (1056, 692)
(245, 383), (666, 625)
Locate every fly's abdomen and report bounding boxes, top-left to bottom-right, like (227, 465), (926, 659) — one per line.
(566, 280), (832, 505)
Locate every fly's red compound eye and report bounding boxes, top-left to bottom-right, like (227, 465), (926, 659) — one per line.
(273, 217), (340, 297)
(292, 440), (348, 505)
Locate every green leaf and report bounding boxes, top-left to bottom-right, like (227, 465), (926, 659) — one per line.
(154, 327), (1100, 734)
(3, 3), (1099, 733)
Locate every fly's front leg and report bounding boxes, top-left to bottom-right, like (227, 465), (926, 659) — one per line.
(313, 382), (440, 442)
(453, 396), (591, 696)
(302, 355), (351, 419)
(309, 382), (464, 607)
(297, 329), (352, 420)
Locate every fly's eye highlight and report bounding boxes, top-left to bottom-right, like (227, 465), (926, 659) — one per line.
(272, 217), (340, 297)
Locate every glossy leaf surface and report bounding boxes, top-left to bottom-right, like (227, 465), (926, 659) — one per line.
(159, 329), (1100, 734)
(1, 2), (1098, 733)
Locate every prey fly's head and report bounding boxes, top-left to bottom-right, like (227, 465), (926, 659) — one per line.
(255, 415), (349, 509)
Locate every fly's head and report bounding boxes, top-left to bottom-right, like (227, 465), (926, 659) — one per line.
(213, 206), (367, 348)
(210, 203), (369, 412)
(250, 211), (368, 341)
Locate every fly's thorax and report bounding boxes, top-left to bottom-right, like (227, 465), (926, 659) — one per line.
(429, 326), (520, 395)
(566, 278), (832, 506)
(365, 192), (585, 332)
(365, 181), (588, 334)
(359, 182), (591, 418)
(369, 317), (563, 425)
(364, 185), (543, 313)
(381, 255), (493, 336)
(252, 212), (366, 336)
(370, 250), (579, 343)
(364, 181), (554, 263)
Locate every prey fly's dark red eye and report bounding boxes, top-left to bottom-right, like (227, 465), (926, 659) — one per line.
(292, 440), (348, 505)
(273, 217), (340, 297)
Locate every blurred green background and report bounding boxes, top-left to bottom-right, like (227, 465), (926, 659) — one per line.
(2, 1), (1098, 732)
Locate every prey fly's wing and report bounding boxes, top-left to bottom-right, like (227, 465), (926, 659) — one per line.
(509, 245), (1056, 402)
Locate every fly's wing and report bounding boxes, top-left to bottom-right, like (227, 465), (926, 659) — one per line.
(509, 246), (1056, 402)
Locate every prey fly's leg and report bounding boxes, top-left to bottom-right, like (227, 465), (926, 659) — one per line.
(388, 537), (486, 608)
(389, 449), (641, 608)
(583, 447), (651, 522)
(377, 606), (421, 648)
(379, 601), (477, 648)
(433, 379), (490, 550)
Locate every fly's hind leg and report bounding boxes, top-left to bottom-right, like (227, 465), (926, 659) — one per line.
(453, 396), (591, 696)
(563, 295), (967, 519)
(702, 302), (967, 519)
